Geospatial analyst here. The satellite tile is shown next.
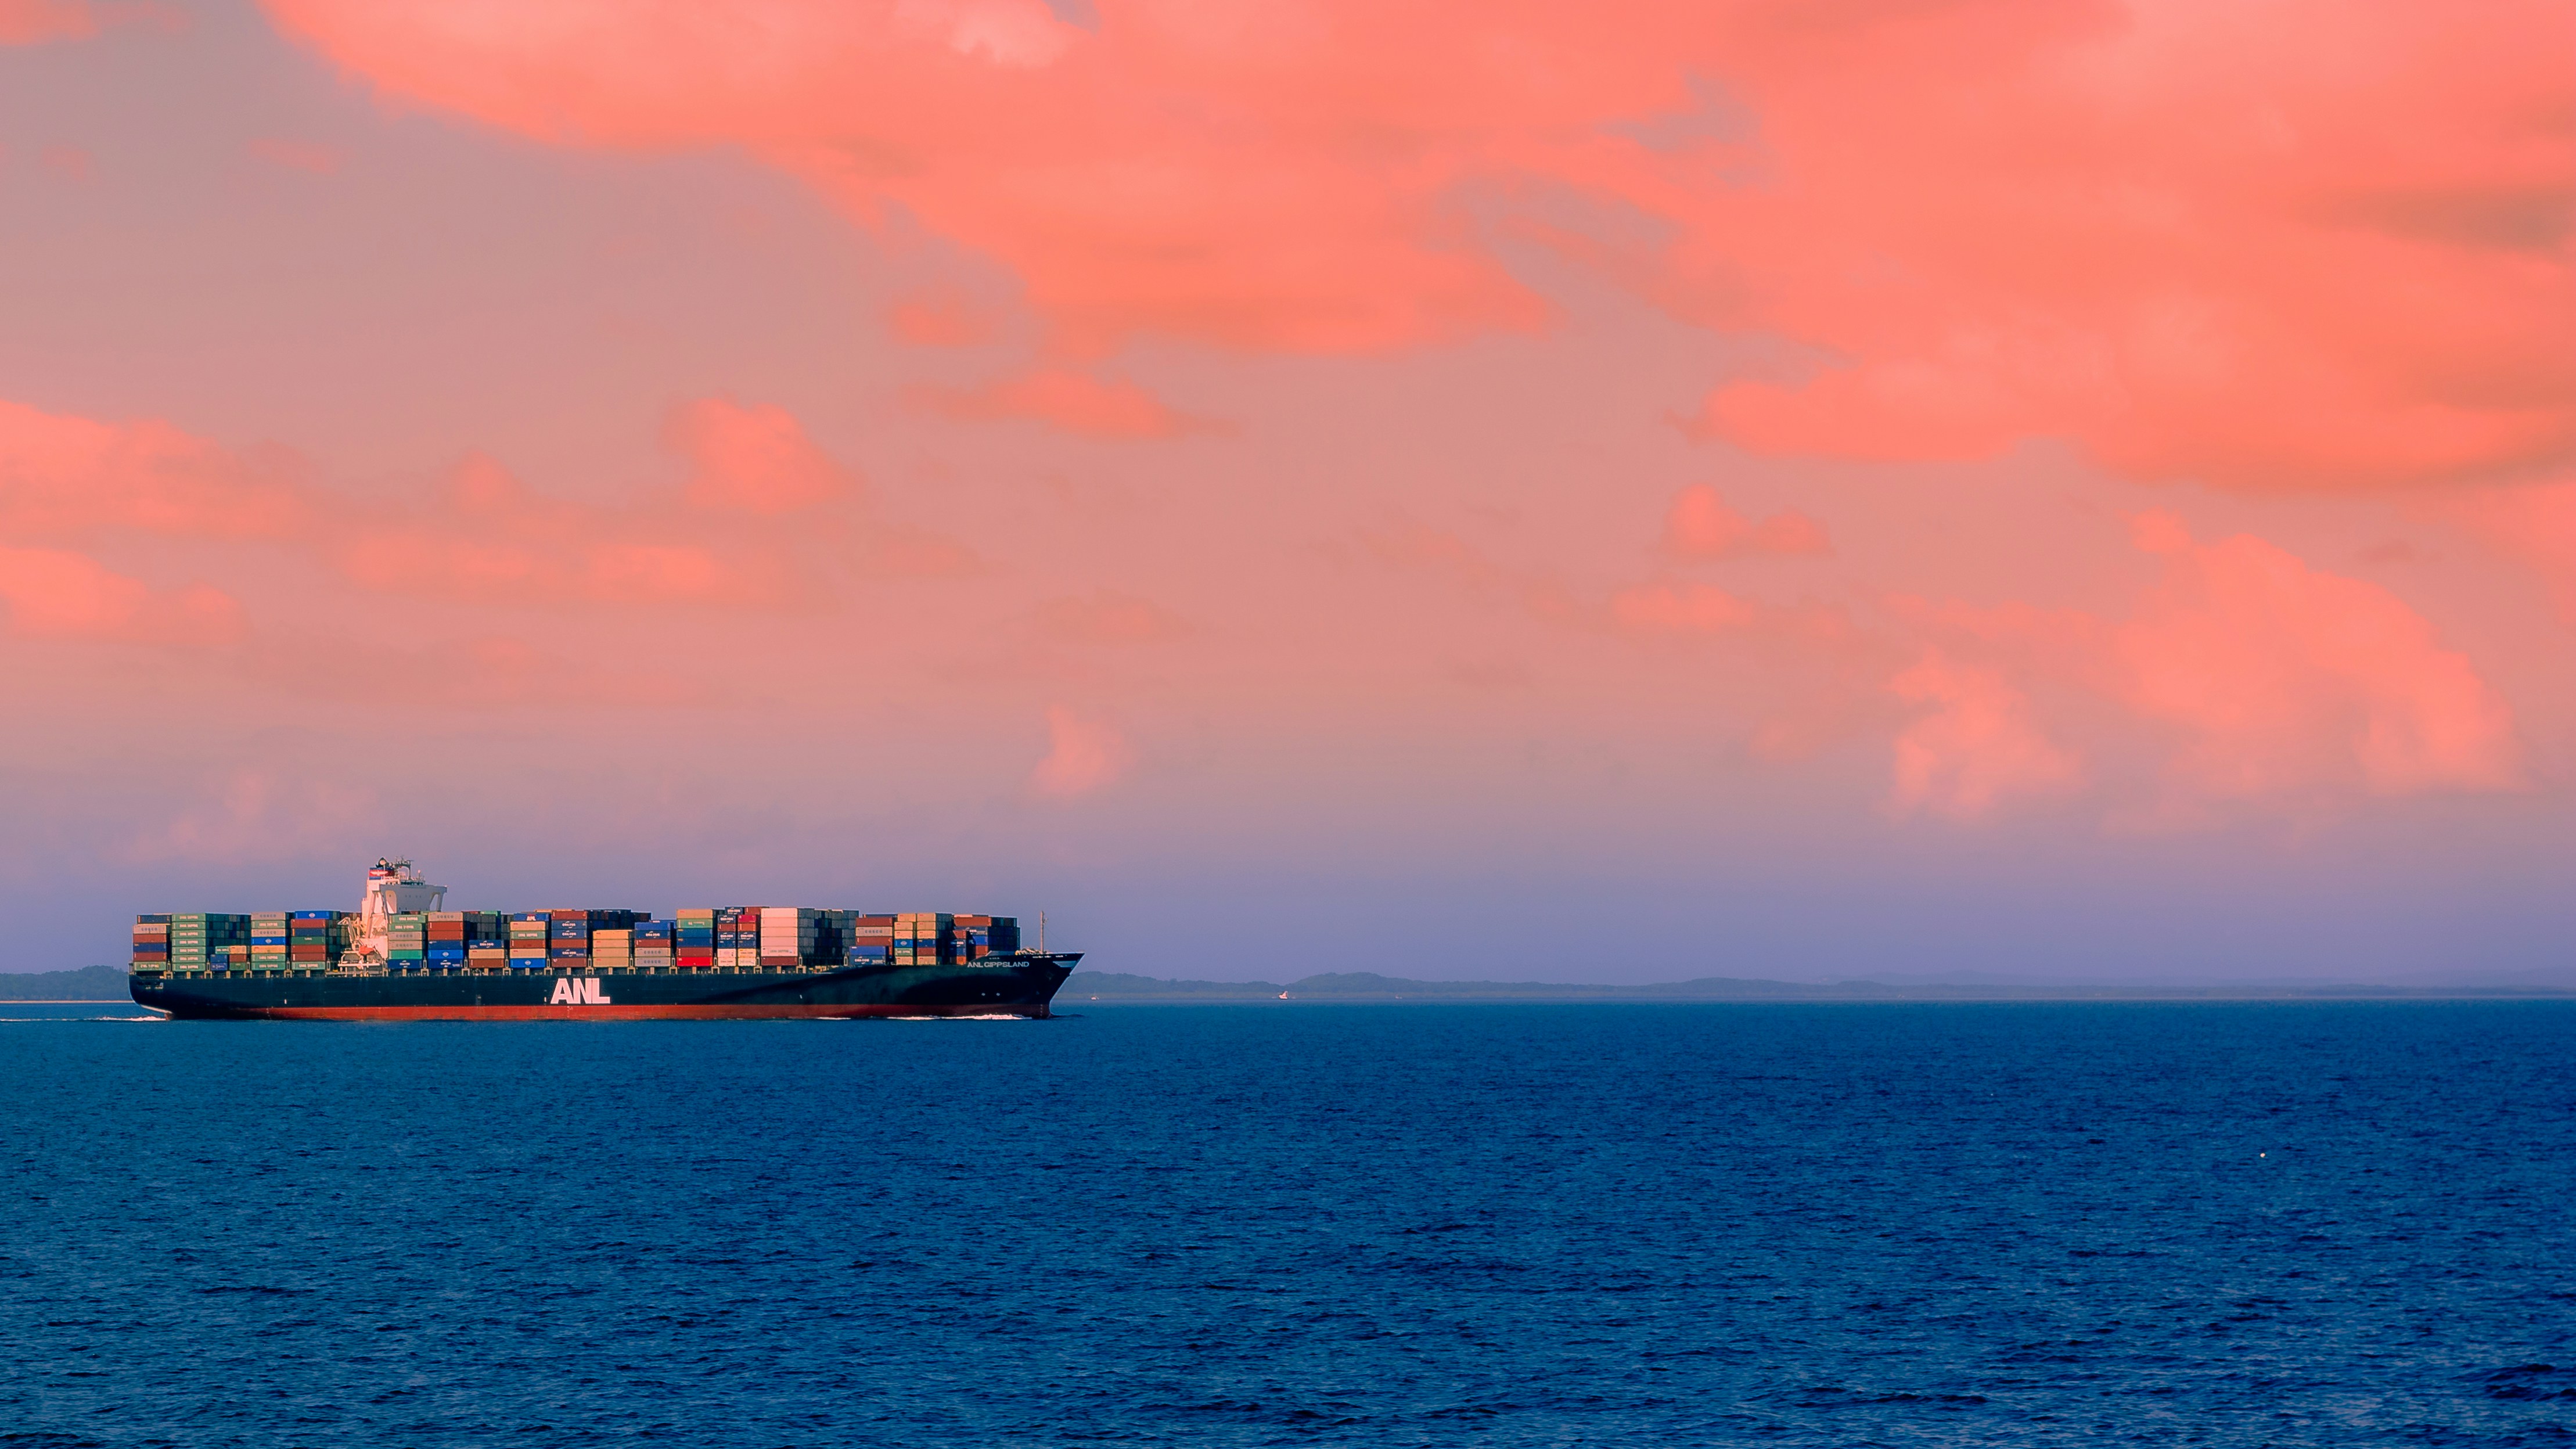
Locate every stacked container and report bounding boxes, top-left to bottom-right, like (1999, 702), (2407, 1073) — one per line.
(758, 907), (821, 969)
(387, 912), (427, 968)
(672, 909), (715, 969)
(168, 913), (207, 970)
(847, 914), (894, 966)
(469, 930), (509, 971)
(548, 909), (589, 968)
(634, 920), (674, 970)
(592, 927), (632, 970)
(247, 912), (290, 972)
(893, 912), (954, 967)
(426, 911), (468, 970)
(168, 914), (250, 972)
(713, 907), (747, 969)
(509, 913), (551, 969)
(949, 914), (1019, 960)
(132, 915), (170, 972)
(811, 908), (857, 968)
(289, 911), (341, 969)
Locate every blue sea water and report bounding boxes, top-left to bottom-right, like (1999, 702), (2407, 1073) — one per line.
(1, 1001), (2570, 1446)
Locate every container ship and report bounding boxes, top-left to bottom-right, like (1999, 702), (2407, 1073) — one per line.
(128, 858), (1077, 1021)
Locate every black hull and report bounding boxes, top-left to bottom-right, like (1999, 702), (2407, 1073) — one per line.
(129, 955), (1079, 1020)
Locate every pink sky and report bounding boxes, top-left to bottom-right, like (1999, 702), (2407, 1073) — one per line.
(2, 0), (2569, 981)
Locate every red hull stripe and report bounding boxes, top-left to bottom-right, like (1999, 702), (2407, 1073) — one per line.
(195, 1003), (1054, 1022)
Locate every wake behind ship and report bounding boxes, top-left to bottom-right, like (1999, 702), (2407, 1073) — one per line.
(129, 858), (1077, 1021)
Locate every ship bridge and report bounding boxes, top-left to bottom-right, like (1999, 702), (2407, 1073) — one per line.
(349, 857), (446, 966)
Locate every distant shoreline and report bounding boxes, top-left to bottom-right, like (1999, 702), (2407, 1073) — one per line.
(0, 966), (132, 1002)
(1062, 969), (2576, 1003)
(1064, 993), (2576, 1003)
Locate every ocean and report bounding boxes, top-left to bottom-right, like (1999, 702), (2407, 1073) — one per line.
(1, 1000), (2568, 1446)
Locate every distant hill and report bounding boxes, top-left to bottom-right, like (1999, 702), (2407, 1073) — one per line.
(1058, 971), (1940, 1001)
(1060, 970), (2576, 1002)
(0, 966), (128, 1001)
(1059, 972), (1286, 998)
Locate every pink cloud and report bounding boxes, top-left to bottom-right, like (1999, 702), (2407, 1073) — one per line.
(2116, 511), (2523, 806)
(1, 0), (177, 44)
(1030, 704), (1131, 798)
(1908, 513), (2525, 819)
(0, 397), (307, 540)
(1661, 484), (1830, 560)
(336, 452), (773, 607)
(581, 542), (742, 603)
(259, 0), (2573, 492)
(664, 395), (854, 514)
(1887, 649), (2084, 821)
(0, 1), (96, 45)
(1671, 2), (2575, 492)
(250, 1), (1559, 353)
(0, 396), (938, 621)
(0, 545), (243, 645)
(895, 0), (1078, 69)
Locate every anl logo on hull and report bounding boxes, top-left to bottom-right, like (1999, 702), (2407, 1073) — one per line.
(548, 977), (613, 1005)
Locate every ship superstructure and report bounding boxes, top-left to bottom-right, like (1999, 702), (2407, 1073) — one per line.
(347, 857), (447, 969)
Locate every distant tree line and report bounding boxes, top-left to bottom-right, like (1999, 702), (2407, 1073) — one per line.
(0, 965), (128, 1000)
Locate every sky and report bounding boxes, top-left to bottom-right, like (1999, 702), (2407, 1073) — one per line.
(1, 0), (2569, 984)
